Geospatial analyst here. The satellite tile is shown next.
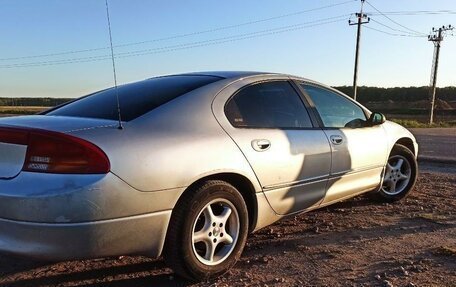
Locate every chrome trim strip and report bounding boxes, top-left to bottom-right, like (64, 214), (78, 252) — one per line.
(330, 164), (385, 178)
(263, 164), (385, 191)
(263, 174), (329, 191)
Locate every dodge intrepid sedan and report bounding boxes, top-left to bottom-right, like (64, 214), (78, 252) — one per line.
(0, 71), (418, 280)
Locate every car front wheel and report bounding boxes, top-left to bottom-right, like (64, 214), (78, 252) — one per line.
(377, 144), (418, 202)
(164, 180), (248, 281)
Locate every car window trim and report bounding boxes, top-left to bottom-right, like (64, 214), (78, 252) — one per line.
(289, 80), (324, 128)
(224, 79), (319, 130)
(295, 81), (372, 130)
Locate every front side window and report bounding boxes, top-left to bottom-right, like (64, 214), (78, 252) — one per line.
(225, 81), (313, 129)
(301, 84), (367, 128)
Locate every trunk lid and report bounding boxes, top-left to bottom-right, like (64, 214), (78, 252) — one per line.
(0, 115), (118, 133)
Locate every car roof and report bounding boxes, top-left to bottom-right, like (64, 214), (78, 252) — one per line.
(145, 71), (330, 92)
(164, 71), (323, 84)
(162, 71), (277, 80)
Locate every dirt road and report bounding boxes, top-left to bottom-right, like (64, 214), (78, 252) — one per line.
(0, 163), (455, 287)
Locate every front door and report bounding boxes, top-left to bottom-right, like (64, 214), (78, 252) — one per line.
(300, 84), (388, 205)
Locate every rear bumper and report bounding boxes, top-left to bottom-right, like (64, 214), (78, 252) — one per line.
(0, 210), (171, 261)
(0, 171), (184, 223)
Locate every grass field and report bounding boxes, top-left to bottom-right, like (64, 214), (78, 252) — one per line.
(387, 114), (456, 128)
(0, 106), (49, 116)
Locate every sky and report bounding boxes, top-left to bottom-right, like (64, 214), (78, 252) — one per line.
(0, 0), (455, 98)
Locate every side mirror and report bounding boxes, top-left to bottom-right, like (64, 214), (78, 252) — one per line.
(368, 112), (386, 126)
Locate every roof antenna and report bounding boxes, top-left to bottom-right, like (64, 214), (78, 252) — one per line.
(104, 0), (123, 130)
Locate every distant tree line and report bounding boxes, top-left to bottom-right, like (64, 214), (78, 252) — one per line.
(333, 86), (456, 103)
(1, 86), (455, 107)
(0, 97), (73, 107)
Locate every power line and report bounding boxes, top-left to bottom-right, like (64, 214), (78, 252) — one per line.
(364, 0), (427, 36)
(366, 10), (456, 16)
(125, 16), (350, 56)
(369, 18), (425, 36)
(0, 16), (348, 69)
(364, 26), (426, 37)
(0, 0), (355, 62)
(0, 15), (348, 68)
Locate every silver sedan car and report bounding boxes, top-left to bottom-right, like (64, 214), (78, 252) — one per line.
(0, 71), (418, 280)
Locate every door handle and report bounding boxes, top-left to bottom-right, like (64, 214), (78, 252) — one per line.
(330, 135), (343, 145)
(252, 139), (271, 151)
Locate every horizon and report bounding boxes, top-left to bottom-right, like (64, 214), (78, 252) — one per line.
(0, 0), (455, 98)
(1, 84), (455, 101)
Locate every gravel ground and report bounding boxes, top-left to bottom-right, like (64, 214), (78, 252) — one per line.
(0, 163), (455, 287)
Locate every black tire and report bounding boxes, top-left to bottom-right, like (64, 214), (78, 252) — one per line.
(163, 180), (249, 281)
(375, 144), (418, 202)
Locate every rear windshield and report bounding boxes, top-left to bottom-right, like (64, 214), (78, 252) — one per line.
(46, 75), (222, 121)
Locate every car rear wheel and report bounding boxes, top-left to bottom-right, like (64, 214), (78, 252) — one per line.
(164, 180), (248, 281)
(377, 144), (418, 202)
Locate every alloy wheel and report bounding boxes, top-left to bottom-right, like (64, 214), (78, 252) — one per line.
(381, 155), (411, 196)
(191, 198), (240, 266)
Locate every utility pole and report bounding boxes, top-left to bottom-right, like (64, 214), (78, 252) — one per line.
(427, 25), (453, 124)
(349, 0), (369, 101)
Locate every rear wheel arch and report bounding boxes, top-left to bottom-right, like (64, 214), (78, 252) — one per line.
(174, 173), (258, 233)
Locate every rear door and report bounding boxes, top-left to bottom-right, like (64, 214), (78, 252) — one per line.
(214, 79), (332, 215)
(299, 83), (388, 205)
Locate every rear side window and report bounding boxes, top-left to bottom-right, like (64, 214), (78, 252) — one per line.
(47, 75), (221, 121)
(225, 81), (313, 129)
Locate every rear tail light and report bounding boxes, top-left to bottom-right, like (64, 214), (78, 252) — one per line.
(0, 127), (110, 174)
